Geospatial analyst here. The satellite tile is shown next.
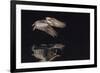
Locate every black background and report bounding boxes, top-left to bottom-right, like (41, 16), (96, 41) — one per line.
(21, 10), (90, 63)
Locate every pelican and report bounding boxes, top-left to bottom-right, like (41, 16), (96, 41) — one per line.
(32, 17), (66, 37)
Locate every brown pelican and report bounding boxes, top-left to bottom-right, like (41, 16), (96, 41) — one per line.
(32, 17), (66, 37)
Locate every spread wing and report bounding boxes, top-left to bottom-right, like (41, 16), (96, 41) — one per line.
(46, 17), (66, 28)
(45, 26), (57, 37)
(32, 20), (57, 37)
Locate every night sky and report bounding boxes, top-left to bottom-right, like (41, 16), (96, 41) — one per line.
(21, 10), (90, 63)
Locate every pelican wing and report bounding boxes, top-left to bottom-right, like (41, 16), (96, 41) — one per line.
(32, 20), (57, 37)
(45, 26), (57, 37)
(32, 20), (48, 31)
(48, 18), (66, 28)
